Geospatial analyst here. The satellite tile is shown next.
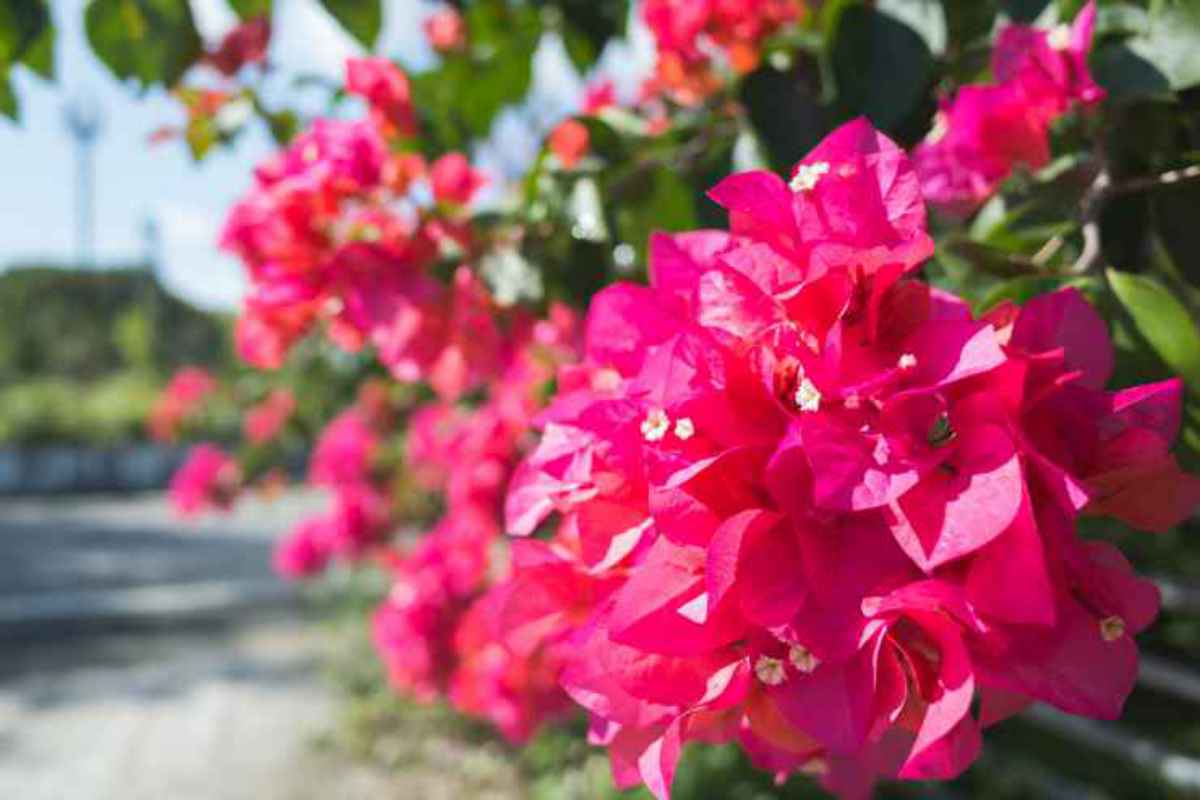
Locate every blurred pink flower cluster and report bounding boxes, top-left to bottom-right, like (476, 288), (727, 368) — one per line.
(221, 57), (492, 400)
(148, 366), (218, 442)
(170, 442), (241, 515)
(271, 307), (582, 741)
(914, 1), (1105, 215)
(501, 118), (1200, 798)
(642, 0), (803, 103)
(272, 387), (393, 578)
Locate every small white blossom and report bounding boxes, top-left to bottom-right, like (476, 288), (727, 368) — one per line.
(754, 656), (787, 686)
(789, 161), (830, 192)
(788, 645), (820, 674)
(898, 353), (918, 370)
(794, 378), (822, 413)
(673, 417), (695, 440)
(640, 408), (670, 442)
(1048, 24), (1072, 51)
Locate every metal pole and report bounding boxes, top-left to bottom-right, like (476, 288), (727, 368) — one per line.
(62, 95), (103, 269)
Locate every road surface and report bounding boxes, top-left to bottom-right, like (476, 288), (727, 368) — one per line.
(0, 491), (403, 800)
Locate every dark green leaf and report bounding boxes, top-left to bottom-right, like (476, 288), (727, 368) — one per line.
(942, 1), (997, 49)
(830, 5), (933, 132)
(229, 0), (271, 20)
(1107, 268), (1200, 392)
(739, 59), (828, 172)
(0, 71), (16, 120)
(1003, 0), (1051, 23)
(545, 0), (629, 72)
(1092, 42), (1172, 101)
(877, 0), (946, 56)
(84, 0), (202, 88)
(19, 16), (54, 79)
(1127, 3), (1200, 90)
(0, 0), (51, 84)
(561, 25), (596, 73)
(614, 166), (696, 265)
(264, 108), (298, 145)
(0, 0), (49, 65)
(412, 1), (540, 148)
(979, 275), (1100, 312)
(317, 0), (381, 48)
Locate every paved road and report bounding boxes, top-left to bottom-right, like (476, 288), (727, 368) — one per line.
(0, 491), (400, 800)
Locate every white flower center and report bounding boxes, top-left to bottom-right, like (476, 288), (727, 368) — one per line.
(897, 353), (917, 370)
(673, 417), (695, 440)
(794, 378), (822, 413)
(788, 645), (820, 674)
(640, 408), (670, 442)
(789, 161), (830, 193)
(1100, 615), (1126, 642)
(754, 656), (787, 686)
(1047, 24), (1071, 51)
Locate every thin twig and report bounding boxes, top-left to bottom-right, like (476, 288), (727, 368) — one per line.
(1110, 164), (1200, 196)
(1070, 164), (1200, 274)
(1069, 167), (1110, 275)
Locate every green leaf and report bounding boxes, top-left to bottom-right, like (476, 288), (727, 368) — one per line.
(19, 16), (54, 79)
(613, 166), (697, 266)
(264, 108), (298, 145)
(739, 59), (828, 172)
(1126, 3), (1200, 90)
(544, 0), (629, 72)
(0, 71), (16, 120)
(829, 4), (933, 131)
(1093, 42), (1172, 101)
(1003, 0), (1051, 23)
(1107, 268), (1200, 392)
(979, 275), (1100, 312)
(84, 0), (202, 88)
(411, 1), (540, 149)
(0, 0), (49, 64)
(229, 0), (271, 20)
(317, 0), (381, 48)
(0, 0), (51, 82)
(876, 0), (946, 56)
(942, 1), (997, 50)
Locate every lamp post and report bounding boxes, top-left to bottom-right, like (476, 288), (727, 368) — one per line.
(63, 94), (103, 268)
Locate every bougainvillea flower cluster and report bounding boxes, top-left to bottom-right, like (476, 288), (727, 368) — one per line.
(642, 0), (803, 104)
(242, 388), (295, 444)
(914, 1), (1103, 215)
(272, 396), (393, 578)
(148, 366), (218, 441)
(371, 306), (581, 738)
(220, 57), (494, 400)
(502, 118), (1200, 797)
(169, 442), (241, 515)
(268, 305), (582, 740)
(424, 5), (467, 54)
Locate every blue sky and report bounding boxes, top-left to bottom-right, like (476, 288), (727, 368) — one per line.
(0, 0), (652, 310)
